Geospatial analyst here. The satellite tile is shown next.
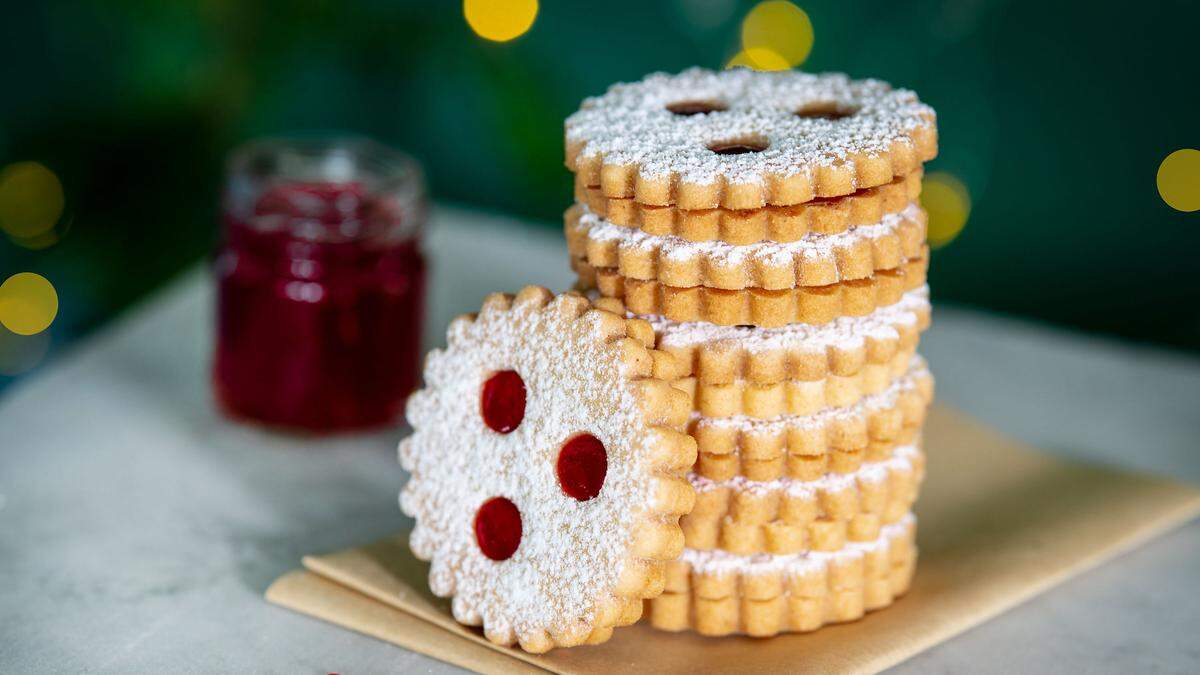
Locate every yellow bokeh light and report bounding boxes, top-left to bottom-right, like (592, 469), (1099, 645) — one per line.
(921, 172), (971, 248)
(11, 229), (60, 250)
(0, 273), (59, 336)
(464, 0), (538, 42)
(741, 1), (814, 68)
(0, 161), (64, 241)
(726, 47), (792, 71)
(1157, 148), (1200, 212)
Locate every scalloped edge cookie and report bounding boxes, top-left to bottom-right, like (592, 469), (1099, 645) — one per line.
(400, 286), (697, 652)
(682, 443), (924, 555)
(674, 346), (916, 419)
(690, 360), (933, 482)
(575, 252), (928, 328)
(565, 68), (937, 209)
(646, 515), (917, 636)
(592, 287), (930, 385)
(575, 170), (923, 245)
(566, 202), (927, 290)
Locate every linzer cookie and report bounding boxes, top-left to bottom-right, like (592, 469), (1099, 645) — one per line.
(576, 253), (927, 328)
(683, 443), (924, 555)
(594, 287), (930, 385)
(691, 359), (933, 482)
(565, 202), (927, 290)
(400, 287), (697, 652)
(575, 170), (923, 245)
(674, 346), (915, 419)
(646, 514), (917, 636)
(565, 68), (937, 209)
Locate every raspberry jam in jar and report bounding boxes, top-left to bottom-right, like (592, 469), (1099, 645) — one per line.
(213, 138), (426, 432)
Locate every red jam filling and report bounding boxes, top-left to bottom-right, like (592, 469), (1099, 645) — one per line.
(213, 180), (425, 432)
(474, 496), (522, 561)
(709, 142), (766, 155)
(556, 433), (608, 501)
(481, 370), (526, 433)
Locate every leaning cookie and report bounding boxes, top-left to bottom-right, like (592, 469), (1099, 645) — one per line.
(400, 287), (697, 652)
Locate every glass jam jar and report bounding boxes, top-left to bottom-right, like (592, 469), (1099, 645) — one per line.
(213, 138), (426, 432)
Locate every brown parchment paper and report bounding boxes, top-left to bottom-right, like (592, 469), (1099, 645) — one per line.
(266, 405), (1200, 674)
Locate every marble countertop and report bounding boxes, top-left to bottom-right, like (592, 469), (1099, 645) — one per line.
(2, 207), (1199, 674)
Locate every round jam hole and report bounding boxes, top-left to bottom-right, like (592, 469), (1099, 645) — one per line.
(708, 138), (769, 155)
(557, 434), (608, 501)
(474, 496), (522, 561)
(796, 102), (857, 120)
(666, 100), (727, 116)
(481, 370), (525, 433)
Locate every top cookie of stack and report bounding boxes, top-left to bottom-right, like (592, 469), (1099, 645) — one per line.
(565, 67), (937, 328)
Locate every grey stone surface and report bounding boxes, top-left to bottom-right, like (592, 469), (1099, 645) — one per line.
(1, 207), (1197, 674)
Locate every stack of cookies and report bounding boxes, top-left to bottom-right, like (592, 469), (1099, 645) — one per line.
(565, 68), (938, 637)
(401, 67), (939, 654)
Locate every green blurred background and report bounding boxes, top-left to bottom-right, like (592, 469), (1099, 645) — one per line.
(1, 0), (1198, 387)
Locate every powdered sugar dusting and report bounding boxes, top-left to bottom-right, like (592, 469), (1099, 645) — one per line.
(694, 357), (927, 435)
(689, 442), (920, 500)
(400, 299), (660, 642)
(566, 68), (935, 185)
(644, 287), (928, 355)
(577, 203), (922, 269)
(680, 514), (915, 577)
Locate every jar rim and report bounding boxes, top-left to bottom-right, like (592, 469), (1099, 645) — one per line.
(226, 136), (423, 190)
(223, 136), (426, 243)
